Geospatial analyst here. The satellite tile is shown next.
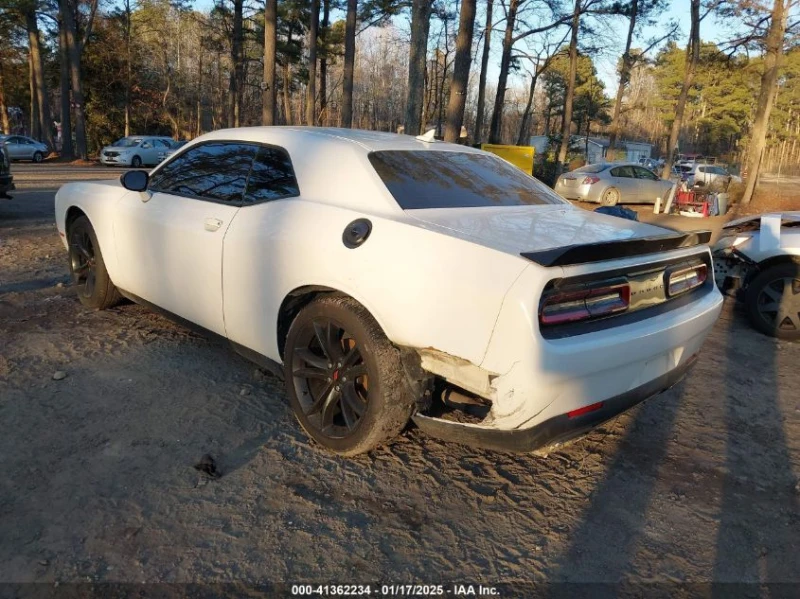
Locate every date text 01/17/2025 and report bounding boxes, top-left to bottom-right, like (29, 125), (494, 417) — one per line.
(290, 584), (500, 596)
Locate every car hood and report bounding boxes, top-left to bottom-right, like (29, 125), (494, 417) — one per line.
(405, 205), (673, 257)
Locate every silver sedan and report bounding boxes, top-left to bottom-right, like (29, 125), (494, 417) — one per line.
(555, 162), (674, 206)
(0, 135), (49, 162)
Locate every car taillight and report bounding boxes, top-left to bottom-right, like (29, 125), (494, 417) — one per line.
(666, 264), (707, 297)
(540, 283), (630, 326)
(581, 176), (600, 185)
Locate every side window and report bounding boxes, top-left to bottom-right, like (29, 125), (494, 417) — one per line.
(244, 145), (300, 203)
(633, 166), (652, 180)
(155, 139), (170, 148)
(610, 166), (634, 178)
(149, 142), (257, 204)
(141, 141), (153, 149)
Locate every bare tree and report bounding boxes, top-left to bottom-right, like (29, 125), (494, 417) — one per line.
(556, 0), (580, 164)
(488, 0), (520, 143)
(306, 0), (320, 126)
(319, 0), (330, 125)
(341, 0), (357, 127)
(473, 0), (493, 142)
(741, 0), (793, 203)
(263, 0), (278, 125)
(661, 0), (700, 179)
(229, 0), (244, 127)
(445, 0), (478, 142)
(404, 0), (433, 135)
(24, 3), (53, 147)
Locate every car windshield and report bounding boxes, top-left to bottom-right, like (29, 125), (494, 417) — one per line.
(573, 164), (607, 174)
(113, 137), (142, 148)
(369, 150), (567, 210)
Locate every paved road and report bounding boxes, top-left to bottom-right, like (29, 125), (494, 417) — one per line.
(9, 162), (142, 190)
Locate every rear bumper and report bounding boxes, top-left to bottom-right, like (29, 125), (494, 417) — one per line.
(412, 354), (697, 453)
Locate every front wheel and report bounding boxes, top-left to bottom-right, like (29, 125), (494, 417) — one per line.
(68, 216), (123, 310)
(745, 263), (800, 341)
(33, 151), (43, 163)
(131, 156), (142, 168)
(283, 295), (415, 456)
(601, 187), (620, 206)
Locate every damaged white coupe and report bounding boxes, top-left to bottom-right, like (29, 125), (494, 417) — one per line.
(55, 128), (723, 455)
(713, 212), (800, 341)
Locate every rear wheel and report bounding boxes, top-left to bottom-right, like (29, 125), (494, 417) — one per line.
(745, 263), (800, 341)
(601, 187), (620, 206)
(284, 295), (415, 456)
(68, 216), (122, 310)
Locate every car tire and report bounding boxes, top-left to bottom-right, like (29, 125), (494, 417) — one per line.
(67, 216), (123, 310)
(284, 295), (416, 456)
(601, 187), (620, 206)
(131, 156), (142, 168)
(745, 263), (800, 341)
(33, 151), (43, 163)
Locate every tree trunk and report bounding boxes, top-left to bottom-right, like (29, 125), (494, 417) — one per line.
(473, 0), (493, 143)
(661, 0), (700, 180)
(607, 0), (638, 152)
(28, 51), (38, 138)
(262, 0), (278, 125)
(124, 0), (132, 137)
(741, 0), (789, 203)
(0, 59), (10, 134)
(556, 0), (581, 165)
(306, 0), (320, 126)
(488, 0), (519, 144)
(319, 0), (330, 125)
(58, 17), (73, 157)
(229, 0), (244, 127)
(25, 8), (53, 147)
(283, 29), (293, 125)
(404, 0), (432, 135)
(516, 70), (538, 146)
(444, 0), (478, 143)
(341, 0), (358, 128)
(61, 0), (89, 159)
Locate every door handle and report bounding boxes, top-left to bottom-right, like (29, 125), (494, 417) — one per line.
(204, 218), (223, 232)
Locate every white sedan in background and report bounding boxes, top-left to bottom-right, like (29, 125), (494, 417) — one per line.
(55, 127), (722, 456)
(99, 136), (174, 167)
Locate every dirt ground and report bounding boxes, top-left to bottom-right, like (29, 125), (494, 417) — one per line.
(1, 166), (800, 593)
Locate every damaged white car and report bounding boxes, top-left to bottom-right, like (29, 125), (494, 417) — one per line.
(55, 127), (723, 455)
(713, 212), (800, 340)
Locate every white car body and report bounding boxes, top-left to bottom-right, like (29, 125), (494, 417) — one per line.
(55, 127), (723, 452)
(99, 136), (174, 167)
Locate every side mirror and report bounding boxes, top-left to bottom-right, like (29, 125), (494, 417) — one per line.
(121, 170), (149, 192)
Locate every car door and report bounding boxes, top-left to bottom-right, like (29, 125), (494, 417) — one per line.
(4, 136), (26, 160)
(138, 140), (159, 165)
(113, 141), (257, 335)
(608, 165), (638, 202)
(632, 166), (666, 203)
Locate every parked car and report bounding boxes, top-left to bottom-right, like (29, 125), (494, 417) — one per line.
(555, 162), (674, 206)
(157, 140), (188, 163)
(55, 127), (722, 455)
(99, 136), (174, 167)
(0, 134), (49, 162)
(684, 164), (742, 190)
(713, 212), (800, 340)
(0, 145), (14, 198)
(637, 157), (662, 175)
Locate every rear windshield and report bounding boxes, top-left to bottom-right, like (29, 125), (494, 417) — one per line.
(368, 150), (567, 209)
(573, 164), (607, 174)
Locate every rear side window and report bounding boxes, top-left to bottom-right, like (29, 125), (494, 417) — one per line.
(368, 150), (566, 209)
(244, 146), (299, 203)
(610, 166), (635, 178)
(150, 142), (256, 204)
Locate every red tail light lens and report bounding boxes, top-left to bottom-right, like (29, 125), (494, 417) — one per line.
(540, 283), (630, 326)
(581, 176), (600, 185)
(666, 264), (707, 297)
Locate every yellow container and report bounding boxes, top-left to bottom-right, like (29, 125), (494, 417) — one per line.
(481, 144), (535, 175)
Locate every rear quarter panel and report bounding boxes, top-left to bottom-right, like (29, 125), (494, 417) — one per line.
(221, 199), (530, 366)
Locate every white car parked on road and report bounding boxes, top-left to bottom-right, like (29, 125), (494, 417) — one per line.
(99, 136), (174, 167)
(55, 127), (723, 455)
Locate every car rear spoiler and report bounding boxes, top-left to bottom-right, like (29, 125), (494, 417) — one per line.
(521, 230), (712, 267)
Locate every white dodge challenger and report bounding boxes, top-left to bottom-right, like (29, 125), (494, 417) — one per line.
(55, 127), (723, 456)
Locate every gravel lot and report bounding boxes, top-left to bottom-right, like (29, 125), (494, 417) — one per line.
(1, 165), (799, 593)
